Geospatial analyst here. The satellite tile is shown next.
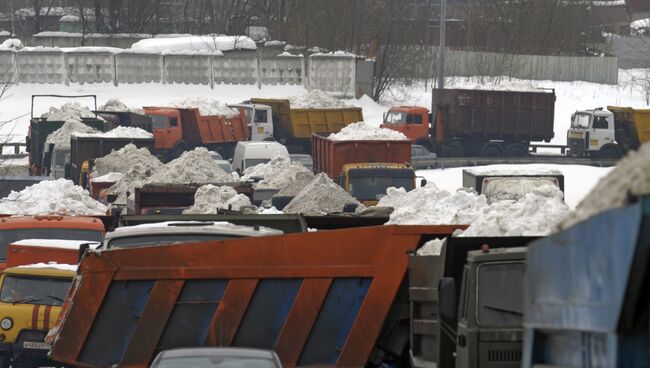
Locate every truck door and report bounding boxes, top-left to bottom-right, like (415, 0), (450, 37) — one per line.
(251, 107), (273, 141)
(151, 113), (182, 150)
(588, 114), (615, 151)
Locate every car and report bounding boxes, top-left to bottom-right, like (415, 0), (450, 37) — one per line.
(214, 159), (233, 174)
(150, 347), (283, 368)
(289, 153), (313, 171)
(209, 151), (224, 160)
(232, 141), (289, 174)
(410, 144), (437, 169)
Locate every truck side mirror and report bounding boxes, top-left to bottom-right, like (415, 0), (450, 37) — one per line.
(439, 277), (457, 324)
(420, 178), (427, 187)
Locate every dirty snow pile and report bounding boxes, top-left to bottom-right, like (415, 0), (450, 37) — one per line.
(289, 89), (352, 109)
(183, 185), (252, 214)
(277, 172), (317, 197)
(46, 120), (100, 149)
(0, 38), (23, 50)
(146, 147), (234, 185)
(563, 141), (650, 229)
(283, 173), (361, 215)
(328, 122), (408, 141)
(380, 182), (570, 237)
(94, 144), (162, 176)
(107, 163), (160, 204)
(167, 97), (238, 117)
(417, 238), (445, 256)
(74, 126), (153, 139)
(481, 177), (562, 203)
(244, 155), (312, 190)
(41, 102), (96, 122)
(0, 178), (108, 216)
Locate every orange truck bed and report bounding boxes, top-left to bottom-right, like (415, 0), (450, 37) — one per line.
(49, 224), (463, 367)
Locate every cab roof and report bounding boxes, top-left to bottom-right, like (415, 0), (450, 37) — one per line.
(4, 264), (76, 277)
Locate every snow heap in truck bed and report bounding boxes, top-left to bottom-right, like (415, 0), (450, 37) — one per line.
(74, 126), (153, 139)
(0, 178), (108, 216)
(94, 144), (162, 177)
(183, 184), (251, 214)
(166, 97), (239, 117)
(283, 173), (361, 215)
(380, 181), (570, 237)
(243, 155), (312, 190)
(146, 147), (234, 185)
(562, 141), (650, 228)
(46, 120), (100, 149)
(41, 102), (96, 122)
(328, 122), (408, 141)
(289, 89), (353, 109)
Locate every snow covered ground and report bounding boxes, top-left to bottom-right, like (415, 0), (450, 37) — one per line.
(417, 164), (613, 208)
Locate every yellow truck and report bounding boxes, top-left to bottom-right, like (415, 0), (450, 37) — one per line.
(567, 106), (650, 158)
(247, 98), (363, 152)
(0, 265), (75, 368)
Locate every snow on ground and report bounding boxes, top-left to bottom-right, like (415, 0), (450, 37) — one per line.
(417, 164), (613, 208)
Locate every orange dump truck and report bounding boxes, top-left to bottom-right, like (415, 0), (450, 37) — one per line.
(144, 107), (250, 159)
(48, 224), (463, 367)
(0, 216), (105, 272)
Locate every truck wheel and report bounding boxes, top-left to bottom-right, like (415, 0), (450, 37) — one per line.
(599, 146), (620, 159)
(172, 143), (188, 160)
(506, 144), (528, 157)
(480, 143), (504, 157)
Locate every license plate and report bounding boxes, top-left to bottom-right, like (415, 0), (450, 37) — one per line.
(22, 341), (51, 350)
(257, 127), (265, 133)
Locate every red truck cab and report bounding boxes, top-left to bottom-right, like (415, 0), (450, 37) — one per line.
(380, 106), (431, 145)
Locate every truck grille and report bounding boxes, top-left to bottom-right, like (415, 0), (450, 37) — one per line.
(480, 342), (522, 368)
(567, 137), (585, 151)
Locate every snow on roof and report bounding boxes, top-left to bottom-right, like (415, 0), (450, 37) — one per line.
(59, 14), (80, 22)
(12, 239), (100, 249)
(131, 35), (257, 53)
(265, 40), (286, 47)
(19, 46), (64, 53)
(64, 46), (123, 53)
(33, 31), (83, 37)
(631, 18), (650, 30)
(464, 166), (563, 176)
(311, 50), (357, 58)
(15, 262), (77, 272)
(0, 31), (11, 36)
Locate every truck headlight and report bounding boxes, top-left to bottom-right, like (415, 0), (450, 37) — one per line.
(1, 318), (12, 330)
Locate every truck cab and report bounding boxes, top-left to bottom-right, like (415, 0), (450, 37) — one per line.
(0, 264), (75, 368)
(567, 108), (619, 158)
(337, 163), (416, 206)
(228, 103), (274, 141)
(144, 107), (184, 152)
(381, 106), (431, 147)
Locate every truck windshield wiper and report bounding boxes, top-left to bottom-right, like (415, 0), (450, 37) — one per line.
(483, 305), (523, 315)
(12, 297), (43, 305)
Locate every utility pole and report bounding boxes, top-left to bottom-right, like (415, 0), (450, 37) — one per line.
(437, 0), (447, 89)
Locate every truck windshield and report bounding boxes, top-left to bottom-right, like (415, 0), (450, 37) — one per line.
(107, 234), (245, 249)
(348, 170), (415, 201)
(384, 112), (407, 124)
(476, 262), (524, 327)
(0, 275), (72, 306)
(150, 114), (169, 130)
(54, 149), (70, 167)
(0, 229), (103, 261)
(571, 113), (591, 129)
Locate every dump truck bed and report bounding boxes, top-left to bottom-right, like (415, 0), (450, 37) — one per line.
(312, 133), (412, 177)
(608, 105), (650, 146)
(49, 224), (463, 367)
(178, 108), (249, 145)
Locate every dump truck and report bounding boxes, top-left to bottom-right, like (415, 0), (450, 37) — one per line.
(462, 168), (565, 202)
(522, 195), (650, 367)
(567, 106), (650, 158)
(381, 89), (556, 157)
(246, 98), (364, 153)
(143, 107), (249, 160)
(409, 236), (538, 368)
(0, 216), (105, 271)
(312, 133), (416, 205)
(47, 224), (463, 367)
(0, 264), (76, 368)
(69, 135), (155, 187)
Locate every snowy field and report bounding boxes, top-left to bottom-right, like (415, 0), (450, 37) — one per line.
(0, 69), (647, 146)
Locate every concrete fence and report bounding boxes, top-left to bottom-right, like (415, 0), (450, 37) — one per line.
(4, 48), (360, 96)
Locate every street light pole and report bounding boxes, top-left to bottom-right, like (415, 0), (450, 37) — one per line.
(437, 0), (447, 89)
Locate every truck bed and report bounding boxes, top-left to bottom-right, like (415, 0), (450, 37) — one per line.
(178, 108), (249, 146)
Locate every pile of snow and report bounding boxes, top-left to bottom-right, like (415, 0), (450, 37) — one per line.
(277, 172), (316, 197)
(461, 185), (569, 237)
(147, 147), (234, 185)
(0, 38), (22, 50)
(183, 185), (251, 214)
(563, 142), (650, 228)
(91, 172), (124, 183)
(328, 122), (408, 141)
(41, 102), (96, 122)
(166, 97), (238, 117)
(283, 173), (361, 215)
(289, 90), (352, 109)
(0, 178), (108, 216)
(464, 167), (563, 176)
(243, 155), (312, 190)
(46, 120), (100, 149)
(481, 177), (562, 203)
(98, 98), (142, 113)
(94, 144), (161, 176)
(131, 35), (257, 53)
(417, 238), (445, 256)
(107, 162), (159, 204)
(74, 126), (153, 139)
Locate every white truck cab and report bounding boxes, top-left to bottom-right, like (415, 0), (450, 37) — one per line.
(232, 141), (289, 174)
(228, 103), (274, 141)
(567, 108), (618, 158)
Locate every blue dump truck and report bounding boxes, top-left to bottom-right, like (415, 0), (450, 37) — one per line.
(522, 197), (650, 367)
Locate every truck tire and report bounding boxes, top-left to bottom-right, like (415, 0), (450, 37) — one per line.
(599, 145), (620, 159)
(480, 143), (504, 157)
(505, 143), (528, 157)
(171, 142), (188, 160)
